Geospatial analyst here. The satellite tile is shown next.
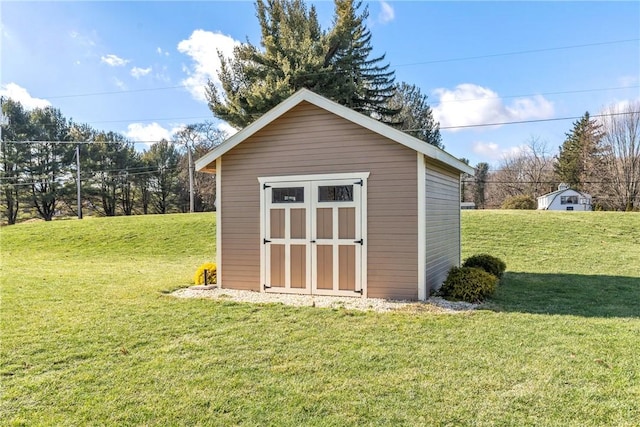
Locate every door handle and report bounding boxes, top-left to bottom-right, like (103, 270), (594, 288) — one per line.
(310, 240), (316, 243)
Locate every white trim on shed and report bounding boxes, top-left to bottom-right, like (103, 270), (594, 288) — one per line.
(195, 88), (473, 176)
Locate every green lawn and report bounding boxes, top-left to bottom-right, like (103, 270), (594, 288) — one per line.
(1, 211), (639, 426)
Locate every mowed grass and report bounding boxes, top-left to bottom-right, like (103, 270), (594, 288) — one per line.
(462, 210), (640, 318)
(1, 211), (639, 426)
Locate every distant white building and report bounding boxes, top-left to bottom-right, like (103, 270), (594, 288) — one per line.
(537, 184), (592, 211)
(460, 202), (476, 210)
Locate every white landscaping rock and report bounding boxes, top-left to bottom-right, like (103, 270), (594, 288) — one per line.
(171, 287), (479, 313)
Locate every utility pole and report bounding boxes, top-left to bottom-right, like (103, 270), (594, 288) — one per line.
(76, 144), (82, 219)
(188, 143), (195, 213)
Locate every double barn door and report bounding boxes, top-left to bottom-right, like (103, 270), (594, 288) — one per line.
(262, 178), (364, 296)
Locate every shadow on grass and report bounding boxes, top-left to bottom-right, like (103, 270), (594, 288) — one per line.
(486, 272), (640, 318)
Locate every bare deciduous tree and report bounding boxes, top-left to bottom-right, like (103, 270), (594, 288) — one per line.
(491, 136), (556, 206)
(174, 122), (226, 212)
(598, 102), (640, 211)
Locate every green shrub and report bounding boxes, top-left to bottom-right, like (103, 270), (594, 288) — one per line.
(440, 266), (498, 303)
(501, 194), (536, 209)
(193, 262), (217, 285)
(463, 254), (507, 278)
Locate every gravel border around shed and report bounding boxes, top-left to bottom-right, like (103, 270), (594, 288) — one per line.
(171, 287), (478, 313)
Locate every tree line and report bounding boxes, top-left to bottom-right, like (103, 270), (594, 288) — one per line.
(0, 99), (224, 224)
(462, 103), (640, 211)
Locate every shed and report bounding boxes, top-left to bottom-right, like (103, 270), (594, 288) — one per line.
(537, 184), (592, 211)
(196, 89), (474, 301)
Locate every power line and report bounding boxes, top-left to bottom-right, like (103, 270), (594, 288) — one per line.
(2, 111), (640, 145)
(4, 82), (638, 129)
(1, 167), (181, 186)
(50, 84), (640, 125)
(2, 110), (638, 143)
(34, 38), (639, 100)
(394, 38), (640, 67)
(86, 115), (213, 125)
(44, 85), (189, 100)
(0, 140), (123, 144)
(1, 139), (190, 145)
(436, 85), (640, 104)
(436, 110), (640, 131)
(6, 178), (637, 187)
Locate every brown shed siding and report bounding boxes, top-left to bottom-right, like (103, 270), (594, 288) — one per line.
(220, 101), (418, 299)
(425, 159), (461, 292)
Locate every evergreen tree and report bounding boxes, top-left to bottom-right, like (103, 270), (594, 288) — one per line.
(386, 82), (442, 147)
(143, 140), (181, 214)
(324, 0), (399, 123)
(26, 107), (74, 221)
(555, 112), (604, 191)
(206, 0), (399, 128)
(1, 98), (31, 224)
(84, 132), (137, 216)
(207, 0), (328, 128)
(473, 162), (490, 209)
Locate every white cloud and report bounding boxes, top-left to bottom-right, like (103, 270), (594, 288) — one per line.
(157, 47), (170, 56)
(378, 1), (395, 23)
(0, 83), (51, 109)
(155, 66), (171, 83)
(125, 123), (178, 144)
(503, 144), (530, 159)
(618, 75), (639, 87)
(177, 30), (240, 102)
(2, 22), (13, 41)
(113, 78), (127, 90)
(472, 140), (530, 162)
(433, 83), (554, 132)
(217, 122), (238, 138)
(69, 30), (96, 47)
(131, 66), (152, 78)
(472, 141), (500, 158)
(101, 54), (129, 67)
(606, 98), (639, 112)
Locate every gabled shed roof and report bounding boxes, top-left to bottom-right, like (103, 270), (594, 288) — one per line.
(195, 88), (475, 175)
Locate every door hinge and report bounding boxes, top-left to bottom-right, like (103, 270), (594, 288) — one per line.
(263, 284), (271, 290)
(263, 183), (271, 189)
(263, 238), (271, 244)
(354, 289), (363, 295)
(354, 179), (363, 186)
(354, 239), (363, 245)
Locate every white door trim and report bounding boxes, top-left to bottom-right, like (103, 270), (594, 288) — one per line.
(417, 153), (427, 301)
(259, 172), (370, 185)
(263, 181), (312, 294)
(310, 179), (363, 297)
(258, 173), (369, 297)
(215, 157), (222, 289)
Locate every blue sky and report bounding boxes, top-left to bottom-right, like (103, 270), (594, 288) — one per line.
(1, 1), (639, 167)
